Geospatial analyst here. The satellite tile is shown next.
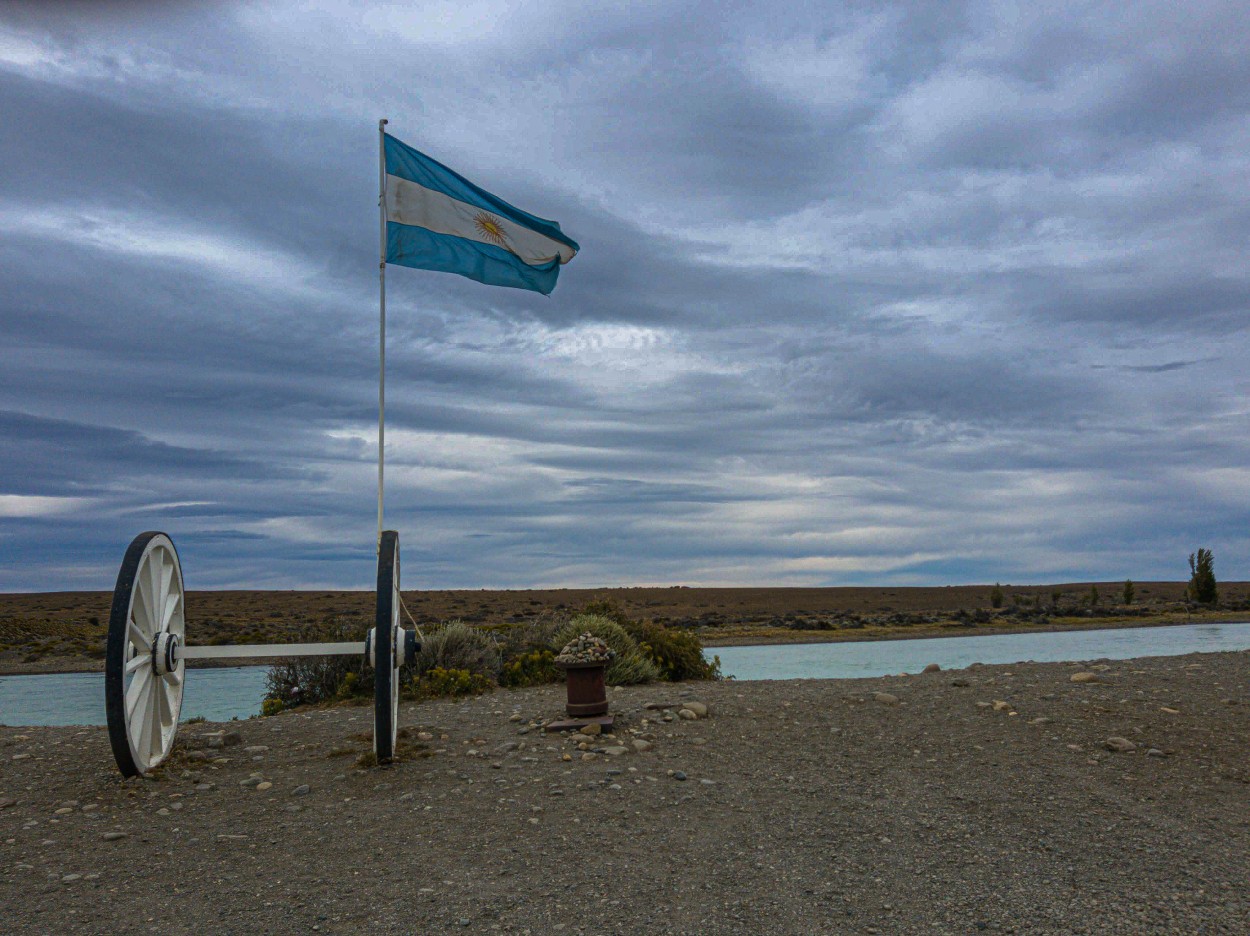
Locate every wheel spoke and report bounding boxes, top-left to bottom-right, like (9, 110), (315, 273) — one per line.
(150, 548), (166, 633)
(155, 677), (171, 732)
(126, 654), (151, 675)
(133, 572), (153, 637)
(127, 619), (152, 652)
(138, 675), (158, 759)
(156, 553), (175, 632)
(161, 668), (182, 688)
(127, 666), (152, 721)
(146, 679), (163, 759)
(161, 588), (182, 633)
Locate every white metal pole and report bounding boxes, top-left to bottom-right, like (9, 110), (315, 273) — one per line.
(378, 118), (388, 551)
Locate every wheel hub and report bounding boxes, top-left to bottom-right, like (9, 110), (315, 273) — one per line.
(153, 632), (181, 675)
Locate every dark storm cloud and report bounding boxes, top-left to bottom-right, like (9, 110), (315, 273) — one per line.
(1, 0), (1248, 590)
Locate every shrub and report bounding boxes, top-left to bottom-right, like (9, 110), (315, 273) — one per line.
(989, 584), (1004, 609)
(412, 667), (494, 699)
(1122, 579), (1134, 605)
(499, 649), (559, 688)
(413, 620), (501, 680)
(1188, 548), (1217, 604)
(265, 619), (369, 707)
(634, 622), (721, 681)
(568, 600), (719, 681)
(551, 614), (659, 685)
(260, 697), (284, 717)
(1088, 585), (1100, 606)
(496, 618), (562, 664)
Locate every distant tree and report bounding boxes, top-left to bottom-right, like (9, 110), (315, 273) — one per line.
(1051, 589), (1062, 610)
(990, 583), (1004, 609)
(1122, 579), (1134, 605)
(1088, 584), (1100, 606)
(1188, 549), (1218, 604)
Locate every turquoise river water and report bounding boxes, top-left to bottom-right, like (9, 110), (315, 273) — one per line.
(2, 621), (1248, 727)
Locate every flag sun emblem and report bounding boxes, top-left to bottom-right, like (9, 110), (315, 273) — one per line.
(473, 212), (510, 247)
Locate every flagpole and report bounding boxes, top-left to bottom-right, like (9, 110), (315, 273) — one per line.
(377, 118), (388, 552)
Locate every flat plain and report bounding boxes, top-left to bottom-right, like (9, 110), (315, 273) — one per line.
(1, 651), (1247, 934)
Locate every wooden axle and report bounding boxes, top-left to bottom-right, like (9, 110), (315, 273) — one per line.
(180, 642), (366, 661)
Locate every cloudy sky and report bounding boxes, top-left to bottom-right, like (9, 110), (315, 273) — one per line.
(1, 1), (1248, 592)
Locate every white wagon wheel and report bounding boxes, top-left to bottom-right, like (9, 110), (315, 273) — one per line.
(372, 530), (402, 763)
(105, 532), (186, 777)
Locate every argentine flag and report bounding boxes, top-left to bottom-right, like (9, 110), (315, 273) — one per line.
(384, 133), (579, 295)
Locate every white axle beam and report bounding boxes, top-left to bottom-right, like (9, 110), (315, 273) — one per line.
(181, 642), (366, 660)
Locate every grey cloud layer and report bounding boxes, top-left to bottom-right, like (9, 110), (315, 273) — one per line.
(1, 1), (1247, 591)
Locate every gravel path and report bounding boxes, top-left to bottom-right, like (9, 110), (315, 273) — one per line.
(2, 651), (1247, 935)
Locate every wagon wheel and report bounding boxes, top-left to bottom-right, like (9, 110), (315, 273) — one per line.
(373, 530), (401, 763)
(105, 532), (186, 777)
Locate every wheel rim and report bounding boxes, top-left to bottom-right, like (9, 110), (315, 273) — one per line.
(105, 532), (186, 776)
(374, 530), (401, 763)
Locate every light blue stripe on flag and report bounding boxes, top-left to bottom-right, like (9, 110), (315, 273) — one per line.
(383, 133), (579, 295)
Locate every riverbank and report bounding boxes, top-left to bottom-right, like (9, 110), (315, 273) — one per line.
(5, 579), (1250, 677)
(3, 609), (1247, 676)
(1, 650), (1247, 934)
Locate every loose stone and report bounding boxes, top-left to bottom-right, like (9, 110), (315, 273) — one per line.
(1070, 672), (1100, 683)
(923, 663), (941, 673)
(678, 709), (698, 720)
(682, 701), (709, 717)
(102, 832), (129, 842)
(874, 692), (900, 706)
(1104, 737), (1137, 753)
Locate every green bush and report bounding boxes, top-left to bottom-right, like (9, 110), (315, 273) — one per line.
(499, 649), (559, 688)
(635, 622), (720, 681)
(571, 600), (719, 681)
(412, 667), (494, 698)
(989, 584), (1004, 609)
(1188, 548), (1217, 604)
(1122, 579), (1135, 605)
(551, 614), (659, 685)
(413, 620), (502, 680)
(264, 619), (369, 706)
(260, 697), (284, 717)
(497, 618), (562, 662)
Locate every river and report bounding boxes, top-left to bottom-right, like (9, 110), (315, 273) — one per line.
(2, 621), (1249, 726)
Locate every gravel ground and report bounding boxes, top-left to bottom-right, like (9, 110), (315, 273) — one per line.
(1, 650), (1247, 935)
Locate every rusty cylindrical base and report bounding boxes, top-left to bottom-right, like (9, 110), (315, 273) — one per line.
(559, 661), (608, 717)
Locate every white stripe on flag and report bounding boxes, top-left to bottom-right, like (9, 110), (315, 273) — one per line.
(385, 174), (575, 266)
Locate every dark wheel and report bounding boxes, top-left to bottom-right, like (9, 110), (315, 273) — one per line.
(105, 532), (186, 777)
(374, 530), (401, 763)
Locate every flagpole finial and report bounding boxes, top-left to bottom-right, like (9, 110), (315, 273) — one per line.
(379, 118), (388, 130)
